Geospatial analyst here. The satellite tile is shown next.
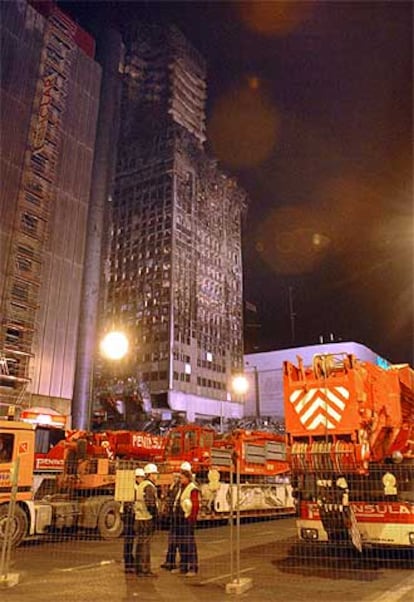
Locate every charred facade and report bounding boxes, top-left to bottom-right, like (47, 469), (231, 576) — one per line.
(103, 25), (246, 419)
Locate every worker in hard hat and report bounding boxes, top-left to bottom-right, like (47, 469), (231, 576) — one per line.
(133, 463), (159, 577)
(170, 465), (200, 577)
(180, 461), (193, 474)
(161, 461), (193, 571)
(123, 467), (145, 574)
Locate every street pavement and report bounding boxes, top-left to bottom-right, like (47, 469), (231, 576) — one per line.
(3, 518), (414, 602)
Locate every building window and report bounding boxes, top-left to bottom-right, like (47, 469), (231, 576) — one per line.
(0, 434), (14, 463)
(21, 213), (38, 236)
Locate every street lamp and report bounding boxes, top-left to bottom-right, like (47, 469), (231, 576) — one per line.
(219, 375), (249, 434)
(226, 371), (253, 595)
(232, 374), (249, 396)
(97, 331), (129, 425)
(100, 331), (129, 361)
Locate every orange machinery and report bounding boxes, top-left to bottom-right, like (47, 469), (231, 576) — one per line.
(58, 424), (294, 521)
(284, 352), (414, 551)
(1, 418), (294, 547)
(0, 419), (124, 547)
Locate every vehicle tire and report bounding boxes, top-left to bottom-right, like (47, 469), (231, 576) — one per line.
(0, 504), (29, 547)
(97, 500), (123, 540)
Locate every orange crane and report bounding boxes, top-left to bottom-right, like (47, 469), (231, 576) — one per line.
(0, 418), (294, 546)
(58, 424), (294, 522)
(0, 419), (124, 547)
(284, 352), (414, 551)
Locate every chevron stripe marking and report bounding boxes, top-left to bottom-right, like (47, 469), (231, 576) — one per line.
(324, 387), (349, 410)
(290, 389), (302, 402)
(307, 413), (335, 430)
(290, 387), (348, 412)
(289, 386), (349, 430)
(300, 398), (341, 424)
(293, 389), (317, 413)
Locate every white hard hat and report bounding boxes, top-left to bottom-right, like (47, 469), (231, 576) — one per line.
(135, 468), (145, 477)
(180, 461), (192, 472)
(144, 463), (158, 475)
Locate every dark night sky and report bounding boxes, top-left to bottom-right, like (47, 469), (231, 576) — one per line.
(60, 1), (413, 364)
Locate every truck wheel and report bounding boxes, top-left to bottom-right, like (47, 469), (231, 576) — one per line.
(0, 504), (28, 547)
(97, 501), (123, 540)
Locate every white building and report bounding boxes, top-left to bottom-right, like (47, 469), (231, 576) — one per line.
(243, 341), (390, 420)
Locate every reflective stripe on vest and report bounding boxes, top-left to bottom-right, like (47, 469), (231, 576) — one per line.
(179, 482), (198, 515)
(134, 479), (156, 521)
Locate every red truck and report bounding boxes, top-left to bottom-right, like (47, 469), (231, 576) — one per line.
(1, 418), (293, 547)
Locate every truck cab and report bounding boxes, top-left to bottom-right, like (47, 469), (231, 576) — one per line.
(0, 419), (123, 547)
(0, 419), (37, 545)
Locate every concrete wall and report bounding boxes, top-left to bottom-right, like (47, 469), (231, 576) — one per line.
(31, 41), (101, 402)
(168, 389), (243, 422)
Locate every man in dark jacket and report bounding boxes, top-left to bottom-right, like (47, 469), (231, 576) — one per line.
(134, 463), (159, 577)
(170, 467), (200, 577)
(160, 471), (181, 570)
(161, 461), (194, 571)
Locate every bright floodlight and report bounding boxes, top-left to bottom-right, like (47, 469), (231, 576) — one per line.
(232, 374), (249, 395)
(100, 331), (128, 360)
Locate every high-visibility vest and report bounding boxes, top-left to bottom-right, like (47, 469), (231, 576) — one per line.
(134, 479), (156, 521)
(174, 482), (198, 517)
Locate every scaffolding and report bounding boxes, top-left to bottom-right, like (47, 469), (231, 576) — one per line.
(0, 8), (75, 405)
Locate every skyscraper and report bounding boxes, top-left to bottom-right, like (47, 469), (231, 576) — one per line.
(0, 0), (101, 413)
(102, 24), (246, 421)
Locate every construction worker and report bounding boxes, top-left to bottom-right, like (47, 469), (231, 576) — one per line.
(171, 466), (200, 577)
(161, 461), (192, 571)
(123, 467), (145, 574)
(134, 462), (159, 577)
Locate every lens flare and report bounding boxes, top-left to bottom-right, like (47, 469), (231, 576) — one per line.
(238, 1), (315, 37)
(209, 85), (279, 168)
(100, 331), (129, 360)
(232, 374), (249, 395)
(255, 206), (332, 275)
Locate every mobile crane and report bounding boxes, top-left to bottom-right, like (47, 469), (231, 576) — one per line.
(0, 418), (124, 547)
(1, 419), (293, 546)
(58, 424), (293, 521)
(284, 352), (414, 551)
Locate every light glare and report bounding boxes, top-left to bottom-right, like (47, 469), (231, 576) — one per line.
(100, 331), (128, 360)
(232, 374), (249, 395)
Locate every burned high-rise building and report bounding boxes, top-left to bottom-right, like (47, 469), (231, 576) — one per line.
(103, 24), (246, 421)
